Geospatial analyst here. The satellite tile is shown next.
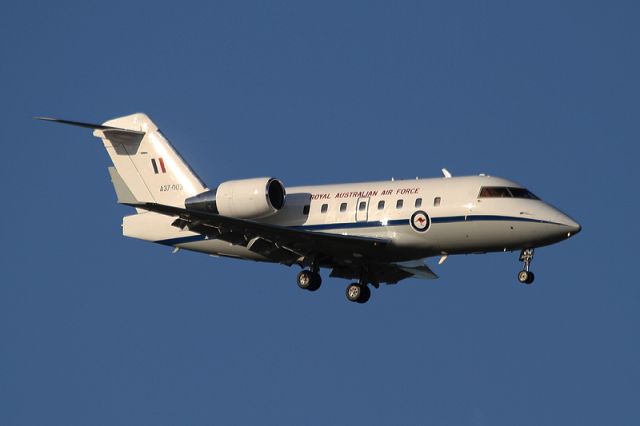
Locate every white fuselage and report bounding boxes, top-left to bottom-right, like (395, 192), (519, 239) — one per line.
(38, 112), (581, 295)
(123, 175), (581, 263)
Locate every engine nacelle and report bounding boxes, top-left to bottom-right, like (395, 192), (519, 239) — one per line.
(185, 177), (286, 219)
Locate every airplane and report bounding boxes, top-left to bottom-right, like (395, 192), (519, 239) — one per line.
(37, 113), (581, 304)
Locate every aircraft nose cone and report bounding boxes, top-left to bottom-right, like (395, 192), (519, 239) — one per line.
(565, 218), (581, 237)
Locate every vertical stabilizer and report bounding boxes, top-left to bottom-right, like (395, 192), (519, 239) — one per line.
(93, 113), (207, 207)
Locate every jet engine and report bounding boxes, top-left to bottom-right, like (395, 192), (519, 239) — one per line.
(185, 177), (286, 219)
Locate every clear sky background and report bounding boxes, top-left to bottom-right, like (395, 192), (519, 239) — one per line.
(1, 1), (638, 425)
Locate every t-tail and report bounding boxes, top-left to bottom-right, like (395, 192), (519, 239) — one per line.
(37, 113), (207, 207)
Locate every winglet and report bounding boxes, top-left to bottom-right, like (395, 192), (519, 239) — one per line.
(441, 168), (452, 178)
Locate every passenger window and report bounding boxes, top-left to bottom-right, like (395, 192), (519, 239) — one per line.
(434, 197), (441, 206)
(378, 200), (385, 210)
(358, 201), (367, 211)
(303, 205), (310, 215)
(396, 199), (403, 209)
(321, 204), (328, 213)
(415, 198), (422, 208)
(340, 203), (347, 212)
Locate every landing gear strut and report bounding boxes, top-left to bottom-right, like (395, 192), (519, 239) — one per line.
(517, 248), (535, 284)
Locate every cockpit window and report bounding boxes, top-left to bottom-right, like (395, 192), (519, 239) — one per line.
(479, 186), (511, 198)
(508, 187), (538, 199)
(478, 186), (539, 200)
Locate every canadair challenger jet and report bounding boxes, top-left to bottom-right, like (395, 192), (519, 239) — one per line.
(38, 113), (581, 303)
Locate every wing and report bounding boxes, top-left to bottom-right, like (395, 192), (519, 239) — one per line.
(128, 202), (437, 284)
(330, 261), (437, 285)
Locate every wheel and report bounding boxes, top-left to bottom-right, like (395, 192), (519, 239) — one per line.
(525, 271), (535, 284)
(308, 272), (322, 292)
(356, 285), (371, 304)
(517, 270), (529, 283)
(297, 270), (322, 291)
(346, 283), (362, 302)
(297, 270), (313, 290)
(518, 270), (533, 284)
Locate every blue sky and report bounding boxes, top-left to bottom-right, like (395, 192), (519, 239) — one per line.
(1, 1), (638, 425)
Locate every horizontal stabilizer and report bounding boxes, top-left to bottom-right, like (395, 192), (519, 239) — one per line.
(34, 117), (145, 135)
(39, 112), (206, 207)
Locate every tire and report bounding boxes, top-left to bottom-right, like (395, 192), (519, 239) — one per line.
(518, 270), (530, 284)
(525, 271), (535, 284)
(356, 285), (371, 304)
(307, 272), (322, 292)
(346, 283), (362, 302)
(297, 270), (313, 290)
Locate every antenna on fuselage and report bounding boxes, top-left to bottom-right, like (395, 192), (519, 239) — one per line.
(441, 168), (452, 178)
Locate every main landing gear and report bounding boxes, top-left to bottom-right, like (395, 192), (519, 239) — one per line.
(345, 269), (371, 304)
(296, 261), (372, 304)
(345, 282), (371, 304)
(517, 248), (535, 284)
(297, 269), (322, 292)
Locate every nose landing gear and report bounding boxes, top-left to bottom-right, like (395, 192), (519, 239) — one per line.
(517, 248), (535, 284)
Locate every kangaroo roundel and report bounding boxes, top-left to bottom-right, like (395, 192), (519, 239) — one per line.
(411, 210), (430, 232)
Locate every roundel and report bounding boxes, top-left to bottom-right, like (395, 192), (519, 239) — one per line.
(410, 210), (431, 233)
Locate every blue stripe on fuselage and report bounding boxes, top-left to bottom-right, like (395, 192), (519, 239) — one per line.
(155, 215), (564, 245)
(290, 218), (408, 231)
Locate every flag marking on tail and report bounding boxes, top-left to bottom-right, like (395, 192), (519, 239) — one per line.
(151, 158), (167, 174)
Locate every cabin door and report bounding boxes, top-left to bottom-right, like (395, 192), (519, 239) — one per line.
(355, 197), (370, 222)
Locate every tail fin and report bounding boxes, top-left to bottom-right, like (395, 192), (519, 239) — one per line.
(39, 113), (207, 207)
